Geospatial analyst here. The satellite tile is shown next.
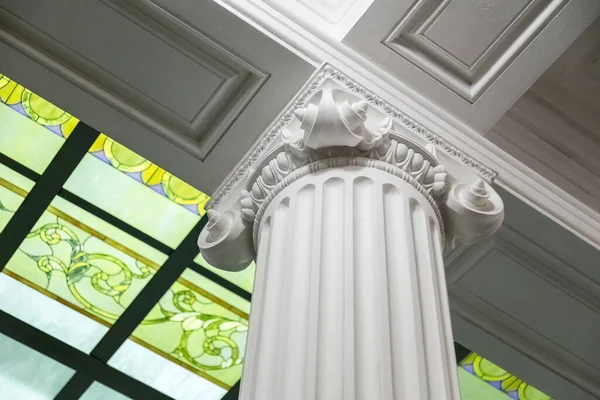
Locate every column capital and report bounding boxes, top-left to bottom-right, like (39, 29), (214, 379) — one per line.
(198, 64), (504, 270)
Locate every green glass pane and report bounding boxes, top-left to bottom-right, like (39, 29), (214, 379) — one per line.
(80, 382), (131, 400)
(195, 252), (256, 294)
(0, 332), (74, 400)
(458, 368), (511, 400)
(128, 268), (249, 390)
(459, 352), (553, 400)
(0, 74), (79, 174)
(0, 163), (34, 233)
(5, 195), (168, 328)
(64, 134), (207, 248)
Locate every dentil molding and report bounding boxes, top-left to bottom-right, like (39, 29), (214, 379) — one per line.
(199, 64), (504, 271)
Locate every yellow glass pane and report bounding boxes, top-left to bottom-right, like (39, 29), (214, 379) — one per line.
(0, 163), (34, 233)
(0, 74), (79, 173)
(4, 196), (168, 327)
(90, 134), (210, 215)
(64, 134), (208, 248)
(129, 268), (249, 390)
(194, 252), (256, 294)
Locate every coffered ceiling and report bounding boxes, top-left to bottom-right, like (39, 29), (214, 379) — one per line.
(2, 1), (600, 399)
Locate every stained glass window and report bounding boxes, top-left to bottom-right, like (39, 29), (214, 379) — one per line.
(2, 195), (167, 351)
(0, 332), (75, 400)
(0, 71), (257, 398)
(64, 133), (209, 248)
(459, 352), (553, 400)
(0, 74), (78, 174)
(0, 163), (34, 233)
(195, 252), (256, 294)
(109, 268), (249, 398)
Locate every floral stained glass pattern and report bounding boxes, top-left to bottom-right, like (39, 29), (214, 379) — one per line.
(460, 352), (552, 400)
(4, 195), (168, 329)
(127, 269), (249, 390)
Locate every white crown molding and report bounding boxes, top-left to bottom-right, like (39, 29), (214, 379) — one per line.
(215, 0), (600, 252)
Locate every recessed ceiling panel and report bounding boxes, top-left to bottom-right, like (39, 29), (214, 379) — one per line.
(345, 0), (599, 131)
(0, 0), (267, 160)
(383, 0), (567, 102)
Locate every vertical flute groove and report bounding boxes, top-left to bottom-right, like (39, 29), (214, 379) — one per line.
(316, 178), (345, 398)
(353, 177), (381, 399)
(431, 217), (462, 399)
(281, 185), (316, 399)
(343, 175), (355, 400)
(378, 183), (394, 400)
(254, 198), (290, 398)
(240, 216), (271, 399)
(409, 198), (430, 400)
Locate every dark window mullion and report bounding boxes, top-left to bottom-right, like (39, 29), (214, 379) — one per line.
(53, 374), (94, 400)
(0, 122), (98, 273)
(221, 381), (240, 400)
(54, 217), (207, 399)
(89, 216), (207, 361)
(0, 310), (171, 400)
(57, 188), (173, 255)
(188, 262), (252, 302)
(0, 152), (40, 181)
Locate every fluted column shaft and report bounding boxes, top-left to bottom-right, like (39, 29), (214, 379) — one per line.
(240, 165), (460, 400)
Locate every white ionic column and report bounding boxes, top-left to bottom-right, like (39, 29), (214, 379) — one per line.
(197, 82), (504, 400)
(240, 162), (460, 400)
